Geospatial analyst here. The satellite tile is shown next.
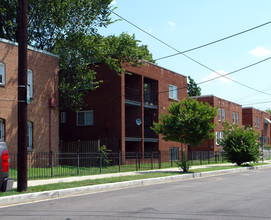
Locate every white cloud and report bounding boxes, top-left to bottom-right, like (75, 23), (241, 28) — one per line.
(168, 21), (176, 27)
(110, 0), (117, 5)
(202, 70), (232, 83)
(248, 46), (271, 57)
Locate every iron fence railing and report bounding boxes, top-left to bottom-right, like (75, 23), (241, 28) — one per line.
(8, 150), (269, 181)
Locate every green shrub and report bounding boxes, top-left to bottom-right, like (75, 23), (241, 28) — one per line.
(177, 150), (191, 172)
(219, 122), (261, 166)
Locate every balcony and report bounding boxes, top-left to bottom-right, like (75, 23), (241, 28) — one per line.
(125, 124), (142, 139)
(125, 87), (141, 106)
(144, 93), (158, 108)
(144, 126), (158, 139)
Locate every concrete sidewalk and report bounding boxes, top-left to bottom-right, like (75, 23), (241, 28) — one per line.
(14, 162), (270, 188)
(1, 162), (269, 207)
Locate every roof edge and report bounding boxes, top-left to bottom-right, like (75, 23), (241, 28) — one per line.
(0, 38), (59, 58)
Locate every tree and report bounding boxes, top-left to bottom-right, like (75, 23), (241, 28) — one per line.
(152, 98), (217, 171)
(0, 1), (155, 110)
(219, 122), (261, 166)
(0, 0), (113, 51)
(187, 76), (201, 97)
(266, 109), (271, 114)
(57, 32), (155, 110)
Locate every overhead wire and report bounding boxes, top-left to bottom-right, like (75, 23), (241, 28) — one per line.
(155, 20), (271, 61)
(107, 8), (271, 97)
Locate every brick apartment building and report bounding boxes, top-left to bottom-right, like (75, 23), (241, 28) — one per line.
(0, 38), (59, 153)
(191, 95), (243, 152)
(242, 107), (271, 146)
(60, 61), (187, 160)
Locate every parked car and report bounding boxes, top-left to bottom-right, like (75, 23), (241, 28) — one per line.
(0, 142), (14, 191)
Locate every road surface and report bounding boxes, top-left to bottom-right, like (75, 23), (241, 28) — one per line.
(1, 167), (271, 220)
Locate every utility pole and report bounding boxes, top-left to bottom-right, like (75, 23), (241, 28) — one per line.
(17, 0), (28, 192)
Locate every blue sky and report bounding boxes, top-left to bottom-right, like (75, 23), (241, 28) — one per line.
(99, 0), (271, 110)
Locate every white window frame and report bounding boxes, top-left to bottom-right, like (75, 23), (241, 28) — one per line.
(216, 132), (220, 145)
(27, 69), (33, 98)
(0, 119), (4, 141)
(0, 62), (5, 86)
(258, 117), (260, 128)
(236, 113), (239, 125)
(27, 121), (33, 150)
(218, 108), (221, 122)
(233, 112), (235, 124)
(77, 110), (93, 126)
(255, 117), (257, 128)
(169, 84), (178, 100)
(222, 109), (225, 121)
(61, 112), (66, 123)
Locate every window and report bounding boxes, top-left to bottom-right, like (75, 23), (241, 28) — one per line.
(27, 69), (33, 98)
(222, 109), (225, 121)
(169, 147), (179, 161)
(0, 62), (5, 85)
(27, 122), (33, 150)
(169, 84), (178, 100)
(77, 110), (93, 126)
(0, 119), (4, 141)
(216, 132), (220, 145)
(236, 113), (239, 125)
(61, 112), (66, 123)
(218, 108), (221, 122)
(255, 117), (258, 128)
(233, 112), (235, 124)
(258, 117), (260, 128)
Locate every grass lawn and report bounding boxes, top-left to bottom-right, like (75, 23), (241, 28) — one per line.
(1, 162), (267, 197)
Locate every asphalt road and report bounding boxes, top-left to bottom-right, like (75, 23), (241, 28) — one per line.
(1, 167), (271, 220)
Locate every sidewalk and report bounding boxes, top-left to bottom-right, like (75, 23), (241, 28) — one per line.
(2, 162), (270, 207)
(13, 162), (269, 188)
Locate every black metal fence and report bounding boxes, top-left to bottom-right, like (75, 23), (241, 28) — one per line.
(9, 151), (162, 181)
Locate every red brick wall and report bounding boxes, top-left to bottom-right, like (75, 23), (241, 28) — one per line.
(243, 108), (271, 145)
(0, 40), (59, 153)
(60, 61), (187, 155)
(194, 95), (243, 152)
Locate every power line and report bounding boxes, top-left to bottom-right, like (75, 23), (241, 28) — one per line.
(155, 20), (271, 61)
(109, 9), (271, 96)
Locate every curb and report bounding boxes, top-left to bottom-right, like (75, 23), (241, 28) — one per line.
(0, 164), (269, 207)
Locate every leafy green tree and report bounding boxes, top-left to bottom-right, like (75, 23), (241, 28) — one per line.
(0, 0), (113, 50)
(219, 122), (261, 166)
(187, 76), (201, 97)
(266, 109), (271, 114)
(152, 98), (217, 171)
(0, 0), (154, 110)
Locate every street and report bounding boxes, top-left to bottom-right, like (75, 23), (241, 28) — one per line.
(1, 167), (271, 220)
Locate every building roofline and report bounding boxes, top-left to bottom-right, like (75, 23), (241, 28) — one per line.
(195, 94), (242, 106)
(242, 106), (271, 114)
(0, 38), (59, 58)
(142, 60), (187, 78)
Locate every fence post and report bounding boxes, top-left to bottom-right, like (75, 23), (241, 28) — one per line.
(136, 152), (138, 171)
(119, 151), (121, 172)
(151, 152), (153, 170)
(138, 153), (141, 170)
(215, 152), (217, 163)
(99, 151), (102, 174)
(50, 151), (53, 178)
(208, 150), (210, 164)
(170, 149), (173, 167)
(200, 151), (202, 165)
(159, 151), (161, 169)
(77, 140), (80, 176)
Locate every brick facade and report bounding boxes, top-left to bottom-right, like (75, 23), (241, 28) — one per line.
(242, 107), (271, 146)
(192, 95), (243, 152)
(60, 61), (187, 161)
(0, 39), (59, 153)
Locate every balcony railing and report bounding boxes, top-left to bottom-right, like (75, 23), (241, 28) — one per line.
(126, 124), (142, 138)
(144, 127), (158, 139)
(125, 87), (141, 103)
(144, 93), (158, 106)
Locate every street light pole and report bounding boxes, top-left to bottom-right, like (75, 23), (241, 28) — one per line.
(17, 0), (28, 192)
